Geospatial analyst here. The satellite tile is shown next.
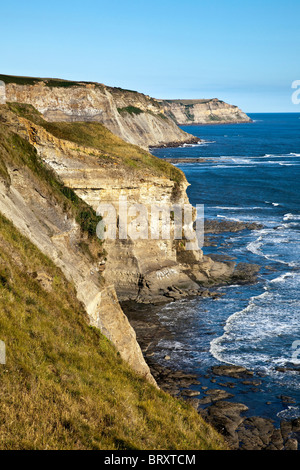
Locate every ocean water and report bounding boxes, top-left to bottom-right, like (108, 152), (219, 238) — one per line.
(151, 113), (300, 422)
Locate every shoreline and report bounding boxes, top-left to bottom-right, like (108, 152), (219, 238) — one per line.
(122, 299), (300, 451)
(178, 119), (253, 126)
(122, 219), (300, 451)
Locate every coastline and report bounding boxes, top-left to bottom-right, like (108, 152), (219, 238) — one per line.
(177, 119), (253, 126)
(149, 135), (200, 149)
(122, 218), (300, 451)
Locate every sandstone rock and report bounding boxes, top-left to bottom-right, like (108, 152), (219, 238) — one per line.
(160, 98), (252, 125)
(5, 81), (197, 150)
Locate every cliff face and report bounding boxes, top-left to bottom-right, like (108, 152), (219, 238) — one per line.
(160, 98), (252, 125)
(0, 96), (251, 383)
(4, 104), (237, 305)
(0, 104), (155, 384)
(2, 76), (198, 149)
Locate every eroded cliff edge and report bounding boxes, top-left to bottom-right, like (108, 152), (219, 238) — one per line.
(0, 97), (255, 384)
(1, 75), (199, 149)
(160, 98), (252, 125)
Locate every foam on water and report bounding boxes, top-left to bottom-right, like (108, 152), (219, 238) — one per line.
(151, 114), (300, 419)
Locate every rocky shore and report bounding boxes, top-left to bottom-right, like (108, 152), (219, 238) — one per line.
(123, 302), (300, 451)
(122, 218), (300, 451)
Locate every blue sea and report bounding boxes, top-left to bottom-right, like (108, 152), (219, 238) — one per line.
(151, 113), (300, 423)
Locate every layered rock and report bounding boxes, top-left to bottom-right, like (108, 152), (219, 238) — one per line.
(11, 111), (240, 304)
(2, 76), (198, 149)
(160, 98), (252, 125)
(0, 105), (155, 384)
(0, 102), (257, 386)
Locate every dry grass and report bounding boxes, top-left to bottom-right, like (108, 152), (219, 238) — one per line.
(0, 103), (227, 450)
(0, 212), (227, 450)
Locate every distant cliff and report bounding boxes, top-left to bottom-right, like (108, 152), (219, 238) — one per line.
(1, 75), (198, 149)
(160, 98), (252, 125)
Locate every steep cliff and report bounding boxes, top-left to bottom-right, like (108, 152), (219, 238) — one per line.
(0, 210), (227, 450)
(160, 98), (252, 125)
(4, 103), (241, 305)
(0, 104), (154, 384)
(0, 101), (255, 383)
(1, 75), (198, 149)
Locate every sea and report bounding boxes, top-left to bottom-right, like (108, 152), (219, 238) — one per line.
(150, 113), (300, 424)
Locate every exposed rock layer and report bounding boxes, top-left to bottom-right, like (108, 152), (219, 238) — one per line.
(160, 98), (252, 125)
(3, 77), (197, 149)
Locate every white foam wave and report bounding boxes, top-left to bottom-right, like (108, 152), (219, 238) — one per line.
(277, 406), (300, 420)
(283, 213), (300, 221)
(213, 206), (263, 211)
(210, 290), (271, 364)
(270, 272), (296, 284)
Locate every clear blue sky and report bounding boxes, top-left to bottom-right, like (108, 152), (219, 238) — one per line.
(1, 0), (300, 112)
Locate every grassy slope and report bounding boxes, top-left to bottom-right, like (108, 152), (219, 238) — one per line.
(0, 106), (227, 450)
(7, 102), (184, 184)
(0, 215), (227, 451)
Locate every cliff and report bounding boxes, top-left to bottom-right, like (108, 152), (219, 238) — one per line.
(160, 98), (252, 125)
(0, 104), (154, 384)
(1, 75), (199, 149)
(0, 207), (227, 450)
(0, 94), (256, 374)
(4, 103), (242, 305)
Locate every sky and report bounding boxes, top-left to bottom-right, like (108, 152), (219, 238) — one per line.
(1, 0), (300, 112)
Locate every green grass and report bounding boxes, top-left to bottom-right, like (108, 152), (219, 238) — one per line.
(117, 106), (144, 116)
(0, 113), (101, 239)
(7, 102), (185, 186)
(0, 74), (97, 88)
(0, 211), (227, 450)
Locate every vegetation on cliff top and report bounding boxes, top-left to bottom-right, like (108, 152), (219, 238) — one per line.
(7, 102), (185, 185)
(0, 114), (101, 239)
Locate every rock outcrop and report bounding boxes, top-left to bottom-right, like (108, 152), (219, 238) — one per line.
(1, 75), (198, 149)
(160, 98), (252, 125)
(8, 107), (246, 303)
(0, 105), (155, 384)
(0, 97), (256, 383)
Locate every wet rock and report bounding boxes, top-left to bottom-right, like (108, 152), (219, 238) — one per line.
(212, 365), (254, 378)
(205, 389), (234, 402)
(198, 397), (212, 405)
(200, 401), (249, 449)
(280, 420), (293, 441)
(237, 417), (275, 450)
(284, 438), (298, 450)
(181, 389), (201, 397)
(279, 395), (296, 404)
(242, 379), (262, 386)
(204, 219), (263, 234)
(218, 381), (236, 389)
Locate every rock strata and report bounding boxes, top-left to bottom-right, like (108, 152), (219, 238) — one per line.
(160, 98), (252, 125)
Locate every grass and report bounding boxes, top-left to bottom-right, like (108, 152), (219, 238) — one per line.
(0, 74), (97, 88)
(0, 111), (101, 239)
(7, 102), (185, 186)
(0, 102), (228, 450)
(0, 211), (227, 450)
(117, 106), (144, 116)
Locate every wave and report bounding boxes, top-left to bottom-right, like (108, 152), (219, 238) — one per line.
(210, 290), (271, 364)
(213, 206), (264, 211)
(181, 140), (215, 148)
(246, 230), (297, 267)
(283, 213), (300, 221)
(277, 406), (300, 420)
(270, 272), (296, 284)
